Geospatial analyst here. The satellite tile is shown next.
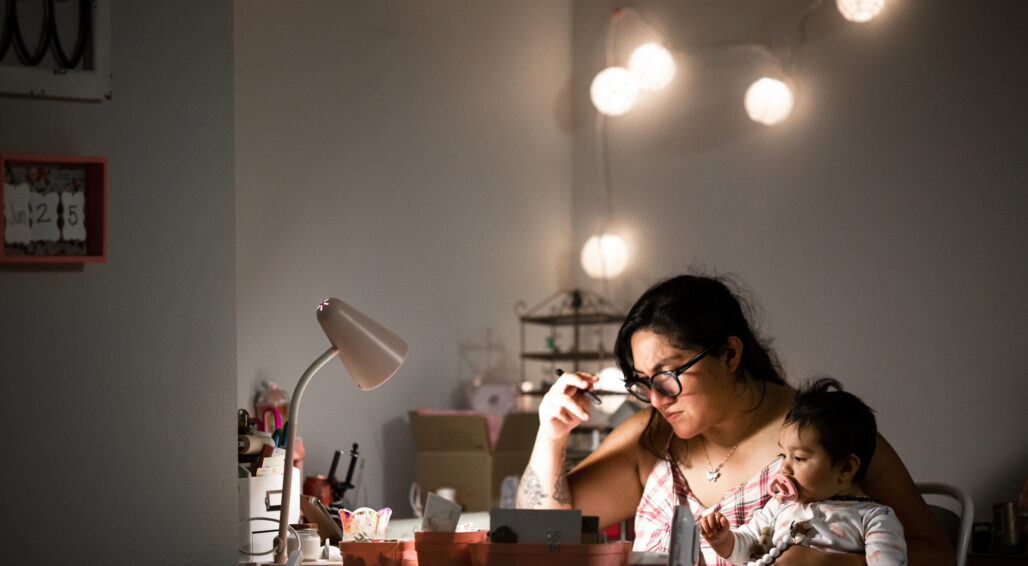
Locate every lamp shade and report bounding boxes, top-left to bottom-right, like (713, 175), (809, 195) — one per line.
(316, 298), (408, 390)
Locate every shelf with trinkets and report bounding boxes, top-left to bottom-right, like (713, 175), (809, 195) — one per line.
(515, 288), (625, 380)
(514, 288), (636, 465)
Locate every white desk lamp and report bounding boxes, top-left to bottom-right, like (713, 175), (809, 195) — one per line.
(272, 298), (408, 564)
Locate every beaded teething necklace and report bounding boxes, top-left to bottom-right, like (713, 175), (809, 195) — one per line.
(700, 382), (767, 482)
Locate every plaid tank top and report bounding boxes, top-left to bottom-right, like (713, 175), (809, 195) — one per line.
(633, 452), (784, 564)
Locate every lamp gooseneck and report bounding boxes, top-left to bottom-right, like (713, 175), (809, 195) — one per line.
(273, 346), (338, 564)
(270, 297), (407, 564)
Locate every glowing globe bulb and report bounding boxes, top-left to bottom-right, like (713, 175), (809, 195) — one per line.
(595, 366), (628, 414)
(597, 366), (626, 393)
(590, 67), (639, 116)
(581, 234), (629, 279)
(628, 43), (676, 91)
(836, 0), (885, 23)
(744, 77), (794, 126)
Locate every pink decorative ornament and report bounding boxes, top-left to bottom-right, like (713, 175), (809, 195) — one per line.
(340, 507), (392, 541)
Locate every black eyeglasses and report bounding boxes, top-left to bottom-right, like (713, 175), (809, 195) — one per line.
(625, 347), (713, 404)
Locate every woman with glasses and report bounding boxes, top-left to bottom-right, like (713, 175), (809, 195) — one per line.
(516, 274), (952, 565)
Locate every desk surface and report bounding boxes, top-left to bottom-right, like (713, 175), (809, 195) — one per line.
(968, 554), (1028, 565)
(385, 511), (491, 539)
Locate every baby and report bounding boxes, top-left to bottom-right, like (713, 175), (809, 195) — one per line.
(699, 378), (907, 565)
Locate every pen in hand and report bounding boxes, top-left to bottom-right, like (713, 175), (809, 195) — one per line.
(555, 368), (602, 405)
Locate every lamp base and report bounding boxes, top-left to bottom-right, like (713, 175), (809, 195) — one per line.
(248, 550), (314, 566)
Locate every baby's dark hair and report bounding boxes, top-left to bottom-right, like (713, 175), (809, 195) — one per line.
(784, 377), (877, 482)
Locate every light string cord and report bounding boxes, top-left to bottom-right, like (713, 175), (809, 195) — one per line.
(592, 6), (672, 299)
(658, 0), (825, 76)
(589, 10), (618, 296)
(589, 1), (823, 301)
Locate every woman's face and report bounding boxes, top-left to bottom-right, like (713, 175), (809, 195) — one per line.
(629, 329), (739, 439)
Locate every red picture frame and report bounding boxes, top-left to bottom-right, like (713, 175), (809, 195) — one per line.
(1, 153), (107, 263)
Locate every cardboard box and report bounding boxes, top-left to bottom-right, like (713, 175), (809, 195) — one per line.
(409, 411), (538, 512)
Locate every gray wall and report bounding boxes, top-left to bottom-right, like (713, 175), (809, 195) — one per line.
(1, 1), (236, 564)
(235, 0), (572, 513)
(570, 0), (1027, 520)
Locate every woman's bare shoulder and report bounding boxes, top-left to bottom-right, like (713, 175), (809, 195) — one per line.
(566, 406), (662, 526)
(609, 405), (656, 441)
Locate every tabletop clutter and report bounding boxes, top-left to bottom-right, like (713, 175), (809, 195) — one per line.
(980, 476), (1028, 556)
(335, 493), (634, 566)
(239, 382), (303, 477)
(368, 425), (633, 565)
(238, 383), (641, 565)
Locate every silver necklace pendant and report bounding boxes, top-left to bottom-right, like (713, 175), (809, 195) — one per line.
(706, 468), (721, 482)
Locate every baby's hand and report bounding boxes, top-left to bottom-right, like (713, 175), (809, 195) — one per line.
(699, 511), (734, 556)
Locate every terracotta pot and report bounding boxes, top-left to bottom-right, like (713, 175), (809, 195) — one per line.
(339, 539), (417, 566)
(414, 530), (488, 566)
(468, 541), (631, 566)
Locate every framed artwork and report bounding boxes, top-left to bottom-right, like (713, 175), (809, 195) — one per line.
(1, 153), (107, 263)
(0, 0), (112, 102)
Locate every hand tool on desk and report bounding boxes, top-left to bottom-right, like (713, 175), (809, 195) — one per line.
(327, 443), (360, 509)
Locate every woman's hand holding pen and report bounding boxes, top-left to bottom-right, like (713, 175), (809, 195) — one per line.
(537, 369), (600, 441)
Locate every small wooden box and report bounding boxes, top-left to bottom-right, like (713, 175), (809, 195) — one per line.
(1, 152), (107, 263)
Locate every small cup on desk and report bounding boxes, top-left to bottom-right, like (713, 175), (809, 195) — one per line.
(993, 502), (1020, 554)
(435, 487), (457, 503)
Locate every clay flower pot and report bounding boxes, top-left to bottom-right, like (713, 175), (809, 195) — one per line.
(338, 539), (416, 566)
(414, 529), (488, 566)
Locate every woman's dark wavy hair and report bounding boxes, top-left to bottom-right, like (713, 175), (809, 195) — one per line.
(785, 377), (877, 482)
(614, 274), (786, 460)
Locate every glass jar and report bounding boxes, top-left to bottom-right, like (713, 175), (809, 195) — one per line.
(290, 523), (321, 560)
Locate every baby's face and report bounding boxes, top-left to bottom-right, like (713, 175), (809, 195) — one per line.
(777, 423), (851, 503)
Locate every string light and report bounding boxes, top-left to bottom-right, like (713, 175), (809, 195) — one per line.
(581, 234), (629, 279)
(744, 77), (794, 125)
(590, 8), (675, 116)
(582, 2), (881, 280)
(587, 2), (884, 126)
(628, 42), (676, 91)
(590, 66), (639, 117)
(836, 0), (886, 23)
(597, 366), (626, 391)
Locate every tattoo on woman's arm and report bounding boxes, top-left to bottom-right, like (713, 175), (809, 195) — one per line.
(517, 465), (546, 508)
(552, 446), (572, 504)
(552, 475), (572, 504)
